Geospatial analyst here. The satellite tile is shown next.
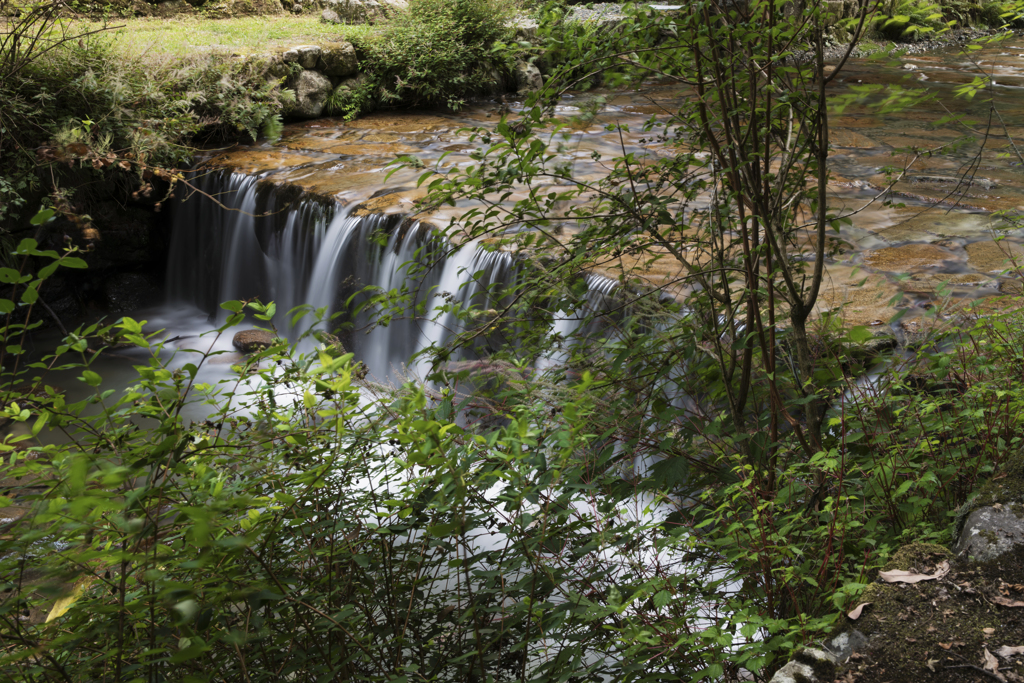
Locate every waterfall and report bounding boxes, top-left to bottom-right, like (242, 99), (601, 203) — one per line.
(167, 171), (527, 381)
(537, 274), (619, 372)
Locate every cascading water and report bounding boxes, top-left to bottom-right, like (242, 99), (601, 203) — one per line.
(537, 273), (619, 372)
(167, 171), (535, 381)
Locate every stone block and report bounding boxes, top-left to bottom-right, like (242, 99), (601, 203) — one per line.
(318, 41), (358, 77)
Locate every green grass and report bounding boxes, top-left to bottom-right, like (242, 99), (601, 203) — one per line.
(71, 16), (377, 59)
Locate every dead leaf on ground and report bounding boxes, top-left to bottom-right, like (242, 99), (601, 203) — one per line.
(926, 658), (940, 672)
(879, 561), (950, 584)
(847, 602), (871, 620)
(997, 645), (1024, 659)
(983, 647), (1007, 682)
(938, 642), (953, 650)
(985, 628), (997, 635)
(991, 596), (1024, 608)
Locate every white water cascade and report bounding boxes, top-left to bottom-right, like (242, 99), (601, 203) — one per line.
(167, 172), (545, 381)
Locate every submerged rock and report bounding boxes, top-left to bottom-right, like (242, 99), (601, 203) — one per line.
(965, 239), (1024, 273)
(863, 243), (960, 272)
(232, 329), (276, 353)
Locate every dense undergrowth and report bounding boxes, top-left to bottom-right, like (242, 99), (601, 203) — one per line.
(328, 0), (518, 116)
(2, 212), (1024, 682)
(4, 0), (1024, 680)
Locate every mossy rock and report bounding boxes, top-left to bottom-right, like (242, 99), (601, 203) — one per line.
(953, 446), (1024, 539)
(232, 329), (277, 353)
(881, 542), (951, 573)
(318, 41), (359, 77)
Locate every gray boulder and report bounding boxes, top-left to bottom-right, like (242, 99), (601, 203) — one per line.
(768, 647), (837, 683)
(822, 629), (868, 663)
(283, 44), (322, 69)
(232, 330), (276, 353)
(318, 41), (358, 77)
(514, 60), (543, 92)
(320, 0), (405, 23)
(288, 70), (333, 118)
(955, 501), (1024, 562)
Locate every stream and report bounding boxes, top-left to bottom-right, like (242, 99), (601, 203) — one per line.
(32, 40), (1024, 426)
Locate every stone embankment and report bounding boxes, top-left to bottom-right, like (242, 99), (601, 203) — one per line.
(185, 1), (680, 120)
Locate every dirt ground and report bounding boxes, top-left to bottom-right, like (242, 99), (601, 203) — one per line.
(835, 543), (1024, 682)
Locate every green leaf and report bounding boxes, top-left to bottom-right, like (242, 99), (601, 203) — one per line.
(650, 456), (690, 489)
(29, 209), (55, 226)
(61, 257), (88, 269)
(20, 284), (38, 305)
(846, 326), (872, 344)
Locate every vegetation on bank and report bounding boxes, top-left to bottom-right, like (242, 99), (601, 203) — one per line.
(75, 15), (373, 55)
(3, 0), (1024, 681)
(0, 0), (519, 238)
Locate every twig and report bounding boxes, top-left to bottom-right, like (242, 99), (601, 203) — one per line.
(36, 294), (69, 337)
(944, 664), (1006, 682)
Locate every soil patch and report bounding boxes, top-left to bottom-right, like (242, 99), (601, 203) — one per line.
(837, 543), (1024, 682)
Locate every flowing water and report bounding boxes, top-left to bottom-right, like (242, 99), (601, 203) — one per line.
(37, 42), (1024, 419)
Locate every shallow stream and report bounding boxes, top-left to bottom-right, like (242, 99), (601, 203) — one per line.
(35, 41), (1024, 417)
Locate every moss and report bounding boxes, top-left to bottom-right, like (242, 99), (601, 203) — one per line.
(792, 649), (837, 681)
(882, 542), (951, 572)
(839, 543), (1024, 681)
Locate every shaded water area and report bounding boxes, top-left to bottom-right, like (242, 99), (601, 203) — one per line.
(63, 41), (1024, 400)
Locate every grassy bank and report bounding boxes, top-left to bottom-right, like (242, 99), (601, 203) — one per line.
(0, 0), (519, 239)
(73, 15), (373, 57)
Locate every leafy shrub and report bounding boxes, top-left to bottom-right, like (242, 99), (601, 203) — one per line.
(0, 219), (737, 682)
(342, 0), (517, 113)
(872, 0), (949, 40)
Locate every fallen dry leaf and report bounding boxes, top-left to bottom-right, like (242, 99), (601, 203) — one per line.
(985, 628), (997, 635)
(879, 561), (950, 584)
(847, 602), (871, 620)
(983, 647), (1007, 682)
(938, 642), (952, 650)
(997, 645), (1024, 659)
(992, 596), (1024, 608)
